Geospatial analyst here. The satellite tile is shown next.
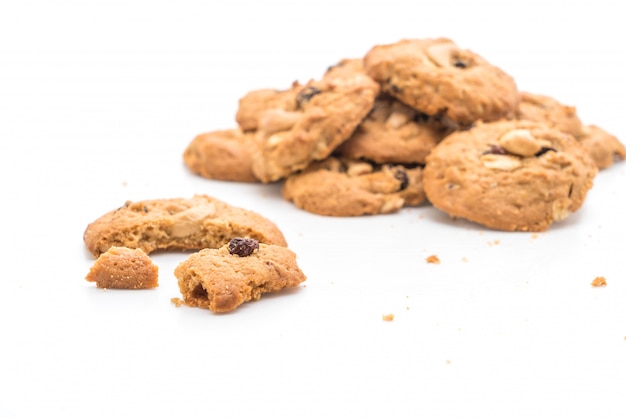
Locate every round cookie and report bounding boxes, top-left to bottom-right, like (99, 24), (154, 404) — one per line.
(281, 157), (425, 216)
(183, 129), (259, 183)
(364, 38), (519, 127)
(243, 59), (380, 183)
(423, 120), (597, 232)
(335, 94), (449, 164)
(577, 124), (626, 170)
(515, 92), (584, 137)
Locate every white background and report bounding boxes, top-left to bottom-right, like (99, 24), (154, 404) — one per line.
(1, 1), (625, 417)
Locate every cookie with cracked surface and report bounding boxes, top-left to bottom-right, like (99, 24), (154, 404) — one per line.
(236, 83), (304, 132)
(335, 94), (449, 164)
(423, 120), (597, 231)
(363, 38), (519, 127)
(183, 129), (258, 183)
(84, 195), (287, 257)
(577, 124), (626, 169)
(85, 246), (159, 289)
(243, 59), (379, 182)
(174, 238), (306, 313)
(281, 157), (425, 216)
(515, 92), (584, 137)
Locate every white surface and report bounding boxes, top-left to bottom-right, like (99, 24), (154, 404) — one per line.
(1, 1), (625, 417)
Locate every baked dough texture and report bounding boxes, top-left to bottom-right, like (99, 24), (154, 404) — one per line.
(183, 129), (258, 182)
(83, 195), (287, 257)
(85, 246), (158, 289)
(423, 120), (597, 231)
(282, 157), (425, 216)
(174, 241), (306, 313)
(364, 38), (519, 127)
(238, 59), (380, 182)
(577, 124), (626, 170)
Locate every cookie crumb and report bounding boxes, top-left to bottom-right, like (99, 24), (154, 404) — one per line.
(382, 313), (395, 321)
(461, 256), (468, 262)
(426, 255), (440, 264)
(591, 276), (607, 287)
(171, 297), (185, 307)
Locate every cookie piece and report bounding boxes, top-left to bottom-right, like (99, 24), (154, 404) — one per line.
(84, 195), (287, 257)
(515, 92), (584, 137)
(236, 83), (304, 132)
(174, 239), (306, 313)
(245, 59), (380, 182)
(335, 94), (448, 164)
(183, 129), (258, 183)
(85, 246), (158, 289)
(364, 38), (519, 127)
(423, 120), (597, 231)
(282, 157), (425, 216)
(577, 124), (626, 170)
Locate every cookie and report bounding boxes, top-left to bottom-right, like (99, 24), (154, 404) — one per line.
(281, 157), (425, 216)
(335, 94), (448, 164)
(236, 83), (303, 132)
(577, 124), (626, 169)
(423, 120), (597, 231)
(174, 238), (306, 313)
(85, 246), (158, 289)
(515, 92), (584, 137)
(183, 128), (258, 183)
(84, 195), (287, 257)
(240, 59), (380, 182)
(363, 38), (519, 127)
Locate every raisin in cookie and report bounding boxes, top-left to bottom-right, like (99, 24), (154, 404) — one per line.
(577, 124), (626, 169)
(364, 38), (519, 127)
(240, 59), (379, 183)
(84, 195), (287, 257)
(281, 157), (425, 216)
(174, 238), (306, 313)
(423, 120), (597, 231)
(335, 94), (449, 164)
(183, 128), (258, 183)
(515, 92), (584, 137)
(85, 246), (158, 289)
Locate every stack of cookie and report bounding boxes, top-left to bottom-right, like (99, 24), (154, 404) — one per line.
(183, 37), (626, 232)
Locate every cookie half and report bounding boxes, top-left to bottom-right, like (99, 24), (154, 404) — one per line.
(364, 38), (519, 127)
(282, 157), (425, 216)
(85, 246), (159, 289)
(174, 239), (306, 313)
(84, 195), (287, 257)
(423, 120), (597, 231)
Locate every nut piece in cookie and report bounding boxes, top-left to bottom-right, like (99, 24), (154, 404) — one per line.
(364, 38), (519, 127)
(515, 92), (584, 137)
(238, 59), (379, 183)
(281, 157), (425, 216)
(85, 246), (158, 289)
(335, 94), (449, 165)
(576, 124), (626, 170)
(83, 195), (287, 257)
(423, 120), (597, 232)
(174, 239), (306, 313)
(183, 129), (258, 183)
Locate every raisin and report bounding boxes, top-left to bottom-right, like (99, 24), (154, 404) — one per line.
(391, 166), (409, 191)
(535, 147), (557, 157)
(453, 59), (468, 69)
(228, 237), (259, 257)
(296, 86), (321, 108)
(484, 144), (508, 155)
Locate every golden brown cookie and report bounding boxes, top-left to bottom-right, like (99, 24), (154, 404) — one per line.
(183, 129), (258, 183)
(85, 246), (158, 289)
(577, 124), (626, 170)
(335, 94), (449, 164)
(364, 38), (519, 127)
(281, 157), (425, 216)
(423, 120), (597, 231)
(84, 195), (287, 257)
(236, 83), (303, 132)
(239, 59), (379, 183)
(515, 92), (584, 137)
(174, 238), (306, 313)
